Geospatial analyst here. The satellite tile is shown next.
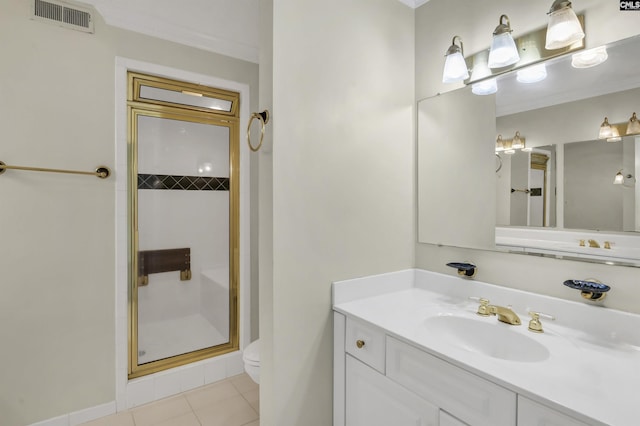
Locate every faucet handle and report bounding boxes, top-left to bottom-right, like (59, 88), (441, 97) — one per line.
(469, 296), (490, 316)
(528, 311), (555, 333)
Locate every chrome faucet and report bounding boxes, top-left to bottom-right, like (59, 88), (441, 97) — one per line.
(473, 298), (521, 325)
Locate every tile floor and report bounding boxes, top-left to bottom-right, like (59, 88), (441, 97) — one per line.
(81, 374), (259, 426)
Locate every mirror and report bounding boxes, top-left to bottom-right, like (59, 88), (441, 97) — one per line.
(418, 33), (640, 266)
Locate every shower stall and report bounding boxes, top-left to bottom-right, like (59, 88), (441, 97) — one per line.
(127, 72), (240, 378)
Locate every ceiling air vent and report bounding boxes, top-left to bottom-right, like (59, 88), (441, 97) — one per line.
(31, 0), (94, 33)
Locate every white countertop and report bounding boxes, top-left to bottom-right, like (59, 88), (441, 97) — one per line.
(333, 269), (640, 426)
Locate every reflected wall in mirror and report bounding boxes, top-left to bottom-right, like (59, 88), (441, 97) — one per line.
(564, 136), (638, 232)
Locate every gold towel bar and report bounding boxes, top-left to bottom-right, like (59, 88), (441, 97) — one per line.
(0, 161), (110, 179)
(247, 110), (270, 152)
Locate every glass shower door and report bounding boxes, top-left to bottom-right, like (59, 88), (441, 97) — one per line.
(128, 73), (239, 378)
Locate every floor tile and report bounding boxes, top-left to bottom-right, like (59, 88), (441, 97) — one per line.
(132, 395), (192, 426)
(242, 388), (259, 413)
(195, 394), (258, 426)
(229, 374), (258, 394)
(184, 380), (240, 410)
(152, 411), (201, 426)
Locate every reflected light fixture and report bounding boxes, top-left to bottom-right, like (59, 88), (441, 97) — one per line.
(607, 126), (621, 143)
(442, 36), (469, 83)
(627, 112), (640, 135)
(511, 131), (525, 150)
(470, 53), (498, 95)
(488, 15), (520, 69)
(571, 46), (608, 68)
(545, 0), (585, 50)
(614, 171), (625, 185)
(517, 63), (548, 84)
(516, 40), (547, 83)
(598, 117), (613, 140)
(614, 171), (635, 186)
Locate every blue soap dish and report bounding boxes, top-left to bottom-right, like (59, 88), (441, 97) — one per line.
(563, 279), (610, 301)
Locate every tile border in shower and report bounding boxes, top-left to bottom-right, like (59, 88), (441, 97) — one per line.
(138, 174), (230, 191)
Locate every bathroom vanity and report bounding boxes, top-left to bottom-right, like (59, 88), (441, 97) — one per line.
(332, 269), (640, 426)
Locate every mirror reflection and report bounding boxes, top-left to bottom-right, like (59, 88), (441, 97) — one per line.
(419, 33), (640, 266)
(497, 145), (556, 228)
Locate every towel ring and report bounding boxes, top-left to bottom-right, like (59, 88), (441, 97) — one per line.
(247, 110), (270, 152)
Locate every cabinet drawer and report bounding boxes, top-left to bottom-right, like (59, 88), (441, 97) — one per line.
(345, 317), (385, 373)
(386, 337), (516, 426)
(518, 396), (590, 426)
(440, 411), (469, 426)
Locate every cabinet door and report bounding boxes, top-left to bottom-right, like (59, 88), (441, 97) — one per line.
(346, 355), (438, 426)
(518, 396), (590, 426)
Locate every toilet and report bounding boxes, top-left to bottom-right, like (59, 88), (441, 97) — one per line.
(243, 339), (260, 384)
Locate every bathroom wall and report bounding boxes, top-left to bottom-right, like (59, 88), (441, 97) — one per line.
(416, 0), (640, 314)
(266, 0), (415, 425)
(0, 1), (258, 424)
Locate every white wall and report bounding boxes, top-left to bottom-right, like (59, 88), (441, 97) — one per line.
(0, 1), (257, 424)
(416, 0), (640, 314)
(265, 0), (415, 424)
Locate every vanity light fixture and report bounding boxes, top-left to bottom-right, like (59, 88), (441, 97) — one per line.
(545, 0), (585, 50)
(614, 170), (635, 186)
(442, 36), (469, 83)
(627, 112), (640, 134)
(511, 131), (525, 150)
(488, 15), (520, 69)
(598, 117), (613, 140)
(571, 46), (608, 68)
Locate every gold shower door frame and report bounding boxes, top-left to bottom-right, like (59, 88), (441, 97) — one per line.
(127, 72), (240, 379)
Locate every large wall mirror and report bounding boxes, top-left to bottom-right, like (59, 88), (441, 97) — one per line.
(418, 34), (640, 267)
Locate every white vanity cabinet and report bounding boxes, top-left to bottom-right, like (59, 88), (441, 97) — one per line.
(346, 355), (439, 426)
(517, 396), (590, 426)
(335, 312), (593, 426)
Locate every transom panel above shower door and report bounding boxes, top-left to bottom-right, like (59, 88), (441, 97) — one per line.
(127, 72), (240, 379)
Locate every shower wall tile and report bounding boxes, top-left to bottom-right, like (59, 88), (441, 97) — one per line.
(204, 358), (227, 385)
(179, 364), (205, 392)
(126, 378), (155, 409)
(137, 174), (229, 191)
(154, 371), (183, 400)
(226, 354), (245, 377)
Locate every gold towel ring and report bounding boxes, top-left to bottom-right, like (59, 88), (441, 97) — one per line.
(247, 110), (270, 152)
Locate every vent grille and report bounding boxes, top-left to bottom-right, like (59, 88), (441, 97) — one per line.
(32, 0), (94, 33)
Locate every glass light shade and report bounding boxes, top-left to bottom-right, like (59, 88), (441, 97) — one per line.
(470, 55), (497, 95)
(614, 172), (625, 185)
(496, 135), (505, 151)
(606, 127), (621, 143)
(571, 46), (608, 68)
(516, 64), (548, 83)
(472, 79), (498, 95)
(511, 132), (525, 150)
(598, 117), (613, 140)
(504, 149), (516, 155)
(545, 6), (585, 50)
(442, 51), (469, 83)
(488, 32), (520, 68)
(627, 112), (640, 134)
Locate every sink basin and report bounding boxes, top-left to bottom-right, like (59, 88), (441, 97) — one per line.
(423, 315), (550, 362)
